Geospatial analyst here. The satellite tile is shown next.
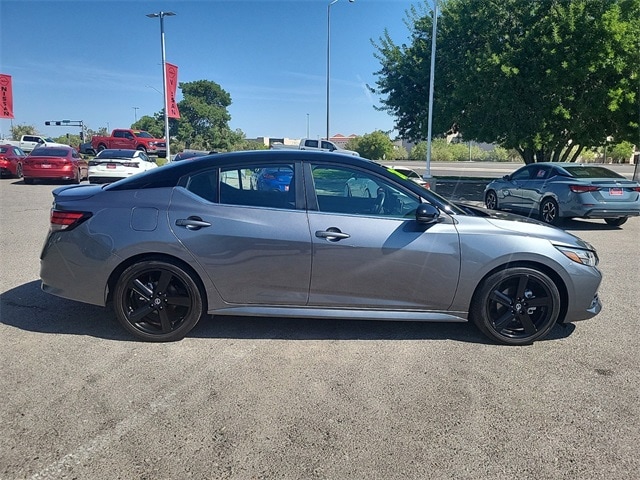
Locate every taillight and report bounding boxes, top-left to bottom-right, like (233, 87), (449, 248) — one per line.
(121, 162), (139, 168)
(570, 185), (599, 193)
(632, 187), (640, 192)
(50, 210), (91, 232)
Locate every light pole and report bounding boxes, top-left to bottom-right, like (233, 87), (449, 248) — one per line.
(425, 0), (438, 187)
(146, 11), (176, 160)
(326, 0), (354, 141)
(306, 113), (310, 138)
(133, 107), (139, 123)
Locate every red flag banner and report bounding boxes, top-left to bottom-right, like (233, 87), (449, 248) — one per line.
(0, 74), (15, 119)
(165, 63), (180, 119)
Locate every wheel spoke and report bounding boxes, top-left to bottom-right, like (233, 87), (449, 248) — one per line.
(166, 295), (192, 307)
(518, 313), (538, 334)
(490, 289), (512, 308)
(515, 275), (529, 298)
(158, 309), (173, 333)
(127, 303), (155, 323)
(156, 270), (173, 294)
(493, 310), (515, 330)
(527, 297), (551, 308)
(131, 278), (153, 299)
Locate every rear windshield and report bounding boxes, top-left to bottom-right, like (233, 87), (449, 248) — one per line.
(97, 150), (136, 159)
(32, 148), (69, 157)
(562, 166), (626, 179)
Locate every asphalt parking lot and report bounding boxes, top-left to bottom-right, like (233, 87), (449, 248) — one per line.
(1, 171), (639, 480)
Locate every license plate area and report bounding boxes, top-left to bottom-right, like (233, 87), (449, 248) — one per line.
(609, 187), (623, 196)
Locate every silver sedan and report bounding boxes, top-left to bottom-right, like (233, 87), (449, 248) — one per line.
(484, 162), (640, 226)
(40, 151), (602, 345)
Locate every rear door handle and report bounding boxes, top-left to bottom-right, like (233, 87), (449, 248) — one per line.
(176, 216), (211, 230)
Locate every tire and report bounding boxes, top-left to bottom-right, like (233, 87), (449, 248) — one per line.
(15, 163), (23, 179)
(136, 146), (148, 154)
(470, 267), (561, 345)
(97, 144), (107, 153)
(485, 190), (498, 210)
(113, 259), (205, 342)
(604, 217), (627, 227)
(539, 198), (562, 226)
(72, 168), (81, 184)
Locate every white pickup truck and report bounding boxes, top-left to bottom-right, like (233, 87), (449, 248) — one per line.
(271, 138), (359, 156)
(4, 135), (67, 152)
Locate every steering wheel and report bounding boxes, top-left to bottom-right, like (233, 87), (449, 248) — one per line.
(372, 191), (386, 214)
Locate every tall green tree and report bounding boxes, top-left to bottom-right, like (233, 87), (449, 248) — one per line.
(372, 0), (640, 164)
(10, 124), (38, 138)
(175, 80), (239, 151)
(348, 130), (396, 160)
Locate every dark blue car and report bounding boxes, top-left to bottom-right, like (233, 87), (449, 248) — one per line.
(250, 166), (294, 192)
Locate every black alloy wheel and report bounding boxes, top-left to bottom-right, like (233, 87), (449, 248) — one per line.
(485, 190), (498, 210)
(114, 259), (205, 342)
(470, 267), (561, 345)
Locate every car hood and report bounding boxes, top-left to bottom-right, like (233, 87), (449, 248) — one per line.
(454, 202), (593, 249)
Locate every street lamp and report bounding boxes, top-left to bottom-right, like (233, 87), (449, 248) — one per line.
(146, 11), (176, 160)
(326, 0), (354, 141)
(133, 107), (139, 123)
(424, 0), (438, 187)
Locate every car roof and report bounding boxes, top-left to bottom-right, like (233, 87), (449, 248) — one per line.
(106, 150), (384, 190)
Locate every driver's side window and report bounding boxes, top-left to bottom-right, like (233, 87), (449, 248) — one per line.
(311, 165), (419, 218)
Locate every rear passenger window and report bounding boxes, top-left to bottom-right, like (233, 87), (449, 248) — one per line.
(221, 163), (295, 209)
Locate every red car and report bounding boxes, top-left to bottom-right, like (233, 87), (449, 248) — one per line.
(0, 144), (28, 178)
(23, 146), (88, 184)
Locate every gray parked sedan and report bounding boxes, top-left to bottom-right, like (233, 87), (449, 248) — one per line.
(484, 162), (640, 226)
(40, 151), (602, 345)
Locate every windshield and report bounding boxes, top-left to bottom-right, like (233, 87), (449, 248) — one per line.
(133, 131), (154, 139)
(561, 165), (626, 179)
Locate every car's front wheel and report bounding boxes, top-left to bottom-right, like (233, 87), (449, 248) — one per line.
(470, 267), (561, 345)
(485, 190), (498, 210)
(113, 259), (205, 342)
(604, 217), (627, 227)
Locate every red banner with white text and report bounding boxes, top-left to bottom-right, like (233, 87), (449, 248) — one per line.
(0, 74), (15, 119)
(165, 63), (180, 119)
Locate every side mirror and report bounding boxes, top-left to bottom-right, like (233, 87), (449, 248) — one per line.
(415, 203), (441, 224)
(503, 174), (511, 181)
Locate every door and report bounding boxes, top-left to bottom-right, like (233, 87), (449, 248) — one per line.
(306, 163), (461, 310)
(168, 162), (313, 305)
(516, 164), (551, 211)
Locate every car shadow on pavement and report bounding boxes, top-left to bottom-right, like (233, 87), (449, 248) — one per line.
(1, 280), (576, 345)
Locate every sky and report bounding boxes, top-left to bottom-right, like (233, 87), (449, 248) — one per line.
(0, 0), (422, 141)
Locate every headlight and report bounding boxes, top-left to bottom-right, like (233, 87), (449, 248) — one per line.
(555, 246), (598, 267)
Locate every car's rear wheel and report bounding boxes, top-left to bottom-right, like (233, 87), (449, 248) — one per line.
(604, 217), (627, 227)
(485, 190), (498, 210)
(72, 168), (81, 184)
(540, 198), (562, 225)
(97, 144), (106, 153)
(15, 163), (23, 178)
(470, 267), (561, 345)
(113, 259), (205, 342)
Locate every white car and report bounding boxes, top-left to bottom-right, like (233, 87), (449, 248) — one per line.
(385, 165), (430, 188)
(88, 149), (158, 184)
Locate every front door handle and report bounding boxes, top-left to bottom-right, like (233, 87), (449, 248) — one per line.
(315, 228), (350, 242)
(175, 216), (211, 230)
